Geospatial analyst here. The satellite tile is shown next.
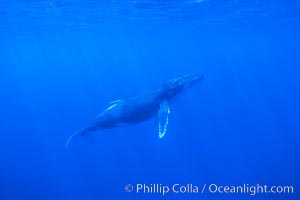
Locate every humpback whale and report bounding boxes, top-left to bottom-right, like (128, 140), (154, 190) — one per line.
(65, 74), (204, 148)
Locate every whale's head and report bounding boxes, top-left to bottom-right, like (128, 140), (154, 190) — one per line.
(167, 74), (203, 89)
(181, 74), (204, 88)
(164, 74), (204, 99)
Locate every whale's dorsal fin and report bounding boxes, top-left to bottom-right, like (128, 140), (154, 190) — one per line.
(158, 101), (170, 138)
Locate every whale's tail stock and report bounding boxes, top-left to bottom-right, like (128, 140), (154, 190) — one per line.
(65, 128), (95, 149)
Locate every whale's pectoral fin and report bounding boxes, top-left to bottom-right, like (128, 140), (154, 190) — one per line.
(158, 101), (171, 138)
(104, 100), (124, 112)
(109, 100), (122, 105)
(65, 128), (95, 149)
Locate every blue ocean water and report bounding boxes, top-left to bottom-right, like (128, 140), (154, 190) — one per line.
(0, 0), (300, 199)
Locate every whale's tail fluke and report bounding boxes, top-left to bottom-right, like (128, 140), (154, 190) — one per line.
(65, 128), (95, 149)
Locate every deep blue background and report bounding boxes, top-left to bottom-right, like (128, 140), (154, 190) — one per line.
(0, 0), (299, 199)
